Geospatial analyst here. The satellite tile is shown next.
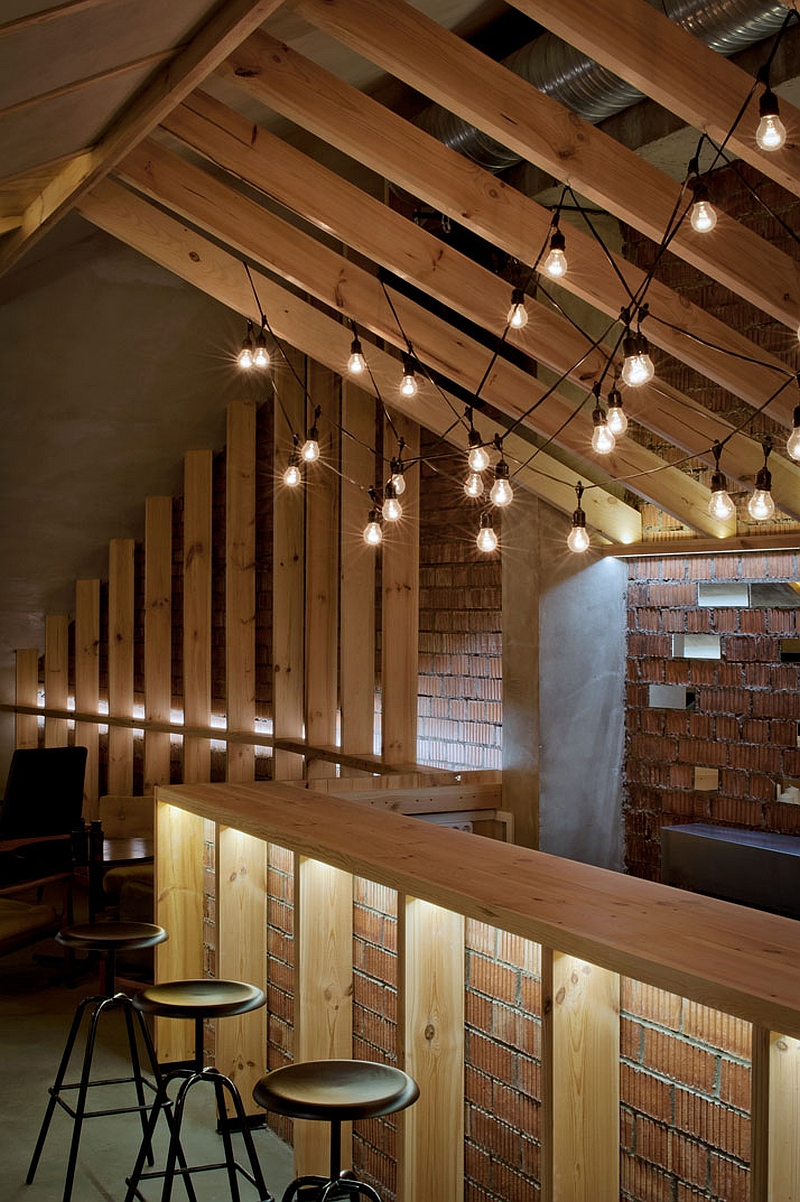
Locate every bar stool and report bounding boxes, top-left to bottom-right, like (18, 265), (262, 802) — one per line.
(27, 920), (169, 1202)
(124, 978), (271, 1202)
(252, 1060), (420, 1202)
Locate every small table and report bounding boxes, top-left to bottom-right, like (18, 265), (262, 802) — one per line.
(89, 835), (153, 920)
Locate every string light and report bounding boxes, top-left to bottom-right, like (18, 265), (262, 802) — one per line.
(708, 442), (736, 522)
(237, 321), (255, 369)
(476, 512), (498, 553)
(363, 506), (383, 546)
(399, 353), (418, 398)
(690, 181), (717, 234)
(756, 86), (787, 151)
(467, 427), (490, 473)
(283, 438), (302, 488)
(591, 399), (615, 455)
(506, 287), (528, 330)
(567, 482), (590, 553)
(390, 456), (406, 496)
(543, 227), (568, 279)
(464, 471), (484, 499)
(748, 438), (775, 521)
(605, 384), (628, 438)
(382, 481), (403, 522)
(301, 407), (321, 463)
(253, 321), (270, 368)
(787, 405), (800, 461)
(621, 329), (655, 387)
(489, 458), (513, 507)
(348, 335), (366, 375)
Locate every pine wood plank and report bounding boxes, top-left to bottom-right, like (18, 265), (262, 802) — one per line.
(108, 539), (135, 794)
(398, 896), (464, 1202)
(767, 1030), (800, 1201)
(751, 1025), (770, 1202)
(144, 496), (172, 794)
(183, 450), (213, 784)
(14, 648), (39, 750)
(74, 578), (100, 816)
(216, 826), (267, 1115)
(324, 782), (503, 813)
(381, 412), (419, 765)
(295, 857), (354, 1174)
(44, 614), (69, 749)
(226, 401), (256, 783)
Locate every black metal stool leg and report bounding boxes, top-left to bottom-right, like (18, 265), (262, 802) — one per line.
(124, 1076), (174, 1202)
(62, 994), (107, 1202)
(216, 1070), (270, 1201)
(122, 996), (155, 1165)
(280, 1176), (327, 1202)
(213, 1074), (242, 1202)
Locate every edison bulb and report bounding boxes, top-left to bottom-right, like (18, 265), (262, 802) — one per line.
(283, 462), (301, 488)
(476, 522), (498, 553)
(382, 495), (402, 522)
(748, 489), (775, 521)
(464, 472), (484, 499)
(756, 112), (786, 151)
(567, 524), (590, 553)
(708, 486), (735, 522)
(400, 370), (418, 398)
(468, 444), (490, 473)
(301, 437), (319, 463)
(253, 343), (270, 368)
(543, 246), (568, 278)
(391, 471), (406, 496)
(690, 199), (717, 233)
(787, 426), (800, 461)
(363, 518), (382, 546)
(623, 351), (654, 387)
(237, 342), (253, 369)
(606, 403), (628, 437)
(348, 348), (366, 374)
(591, 421), (616, 455)
(490, 477), (513, 507)
(507, 300), (528, 329)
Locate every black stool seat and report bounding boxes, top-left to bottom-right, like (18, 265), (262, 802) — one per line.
(125, 978), (270, 1202)
(27, 922), (169, 1202)
(253, 1061), (419, 1202)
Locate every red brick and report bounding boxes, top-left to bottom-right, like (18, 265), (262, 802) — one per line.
(643, 1029), (716, 1092)
(719, 1060), (751, 1110)
(674, 1090), (750, 1159)
(469, 1031), (516, 1081)
(682, 1004), (750, 1057)
(622, 980), (682, 1029)
(621, 1065), (673, 1122)
(709, 1154), (750, 1202)
(470, 956), (519, 1003)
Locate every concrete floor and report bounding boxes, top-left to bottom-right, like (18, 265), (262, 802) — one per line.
(0, 937), (294, 1202)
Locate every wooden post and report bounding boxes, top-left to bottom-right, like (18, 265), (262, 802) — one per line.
(381, 412), (419, 766)
(108, 539), (135, 794)
(340, 383), (377, 773)
(144, 497), (172, 794)
(398, 896), (464, 1202)
(273, 351), (306, 781)
(305, 364), (340, 780)
(183, 450), (213, 784)
(542, 950), (620, 1202)
(15, 648), (39, 749)
(44, 615), (69, 748)
(226, 401), (256, 783)
(74, 579), (100, 816)
(295, 857), (354, 1175)
(751, 1025), (800, 1201)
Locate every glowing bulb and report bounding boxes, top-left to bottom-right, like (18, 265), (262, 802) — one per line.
(390, 458), (406, 495)
(382, 482), (402, 522)
(464, 472), (484, 499)
(283, 462), (301, 488)
(348, 337), (366, 375)
(787, 406), (800, 461)
(363, 511), (383, 546)
(606, 386), (628, 437)
(490, 461), (513, 507)
(622, 330), (655, 387)
(591, 407), (616, 455)
(399, 353), (418, 398)
(690, 199), (717, 233)
(476, 515), (498, 553)
(467, 432), (490, 473)
(543, 229), (567, 278)
(756, 89), (786, 151)
(237, 339), (254, 370)
(708, 473), (735, 522)
(567, 524), (590, 553)
(748, 489), (775, 521)
(253, 329), (270, 367)
(302, 431), (319, 462)
(507, 288), (528, 329)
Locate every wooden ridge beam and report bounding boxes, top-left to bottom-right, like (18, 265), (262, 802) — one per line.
(0, 0), (286, 276)
(160, 93), (800, 517)
(291, 0), (800, 329)
(220, 33), (800, 428)
(507, 0), (800, 201)
(77, 177), (641, 542)
(601, 531), (800, 557)
(116, 141), (722, 534)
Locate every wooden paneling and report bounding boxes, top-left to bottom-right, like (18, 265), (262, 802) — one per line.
(226, 401), (256, 783)
(108, 538), (135, 793)
(144, 496), (172, 794)
(14, 647), (39, 750)
(381, 412), (419, 765)
(183, 450), (212, 784)
(751, 1027), (800, 1202)
(74, 578), (100, 815)
(398, 896), (464, 1202)
(44, 614), (69, 748)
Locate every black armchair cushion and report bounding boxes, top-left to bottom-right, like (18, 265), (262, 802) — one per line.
(0, 747), (87, 839)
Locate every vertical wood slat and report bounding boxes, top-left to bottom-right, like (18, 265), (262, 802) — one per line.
(44, 614), (69, 748)
(751, 1026), (800, 1201)
(543, 951), (620, 1202)
(144, 497), (172, 794)
(15, 648), (39, 749)
(294, 858), (354, 1174)
(273, 350), (306, 781)
(381, 412), (419, 765)
(154, 799), (205, 1061)
(751, 1025), (770, 1202)
(74, 579), (100, 817)
(216, 826), (267, 1115)
(108, 539), (135, 794)
(183, 450), (213, 784)
(305, 364), (340, 780)
(340, 383), (377, 774)
(398, 896), (464, 1202)
(226, 401), (256, 783)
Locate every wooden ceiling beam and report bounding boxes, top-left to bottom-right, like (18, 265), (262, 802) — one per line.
(220, 33), (800, 428)
(290, 0), (800, 330)
(76, 178), (641, 543)
(116, 138), (729, 536)
(162, 92), (800, 515)
(507, 0), (800, 200)
(0, 0), (286, 277)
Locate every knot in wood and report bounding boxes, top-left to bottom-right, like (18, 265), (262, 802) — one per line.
(424, 1023), (435, 1041)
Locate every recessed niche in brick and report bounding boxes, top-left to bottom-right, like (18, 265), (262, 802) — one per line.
(694, 766), (719, 791)
(751, 582), (800, 608)
(672, 634), (722, 660)
(780, 638), (800, 663)
(648, 684), (696, 710)
(697, 582), (749, 608)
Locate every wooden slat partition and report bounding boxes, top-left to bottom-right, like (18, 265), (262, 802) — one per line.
(44, 614), (69, 748)
(144, 497), (172, 794)
(340, 383), (377, 773)
(305, 365), (339, 780)
(226, 401), (256, 783)
(14, 648), (39, 749)
(183, 450), (213, 784)
(74, 579), (100, 815)
(108, 539), (135, 793)
(381, 412), (419, 766)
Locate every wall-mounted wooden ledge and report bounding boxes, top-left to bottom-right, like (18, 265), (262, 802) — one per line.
(602, 532), (800, 558)
(159, 779), (800, 1039)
